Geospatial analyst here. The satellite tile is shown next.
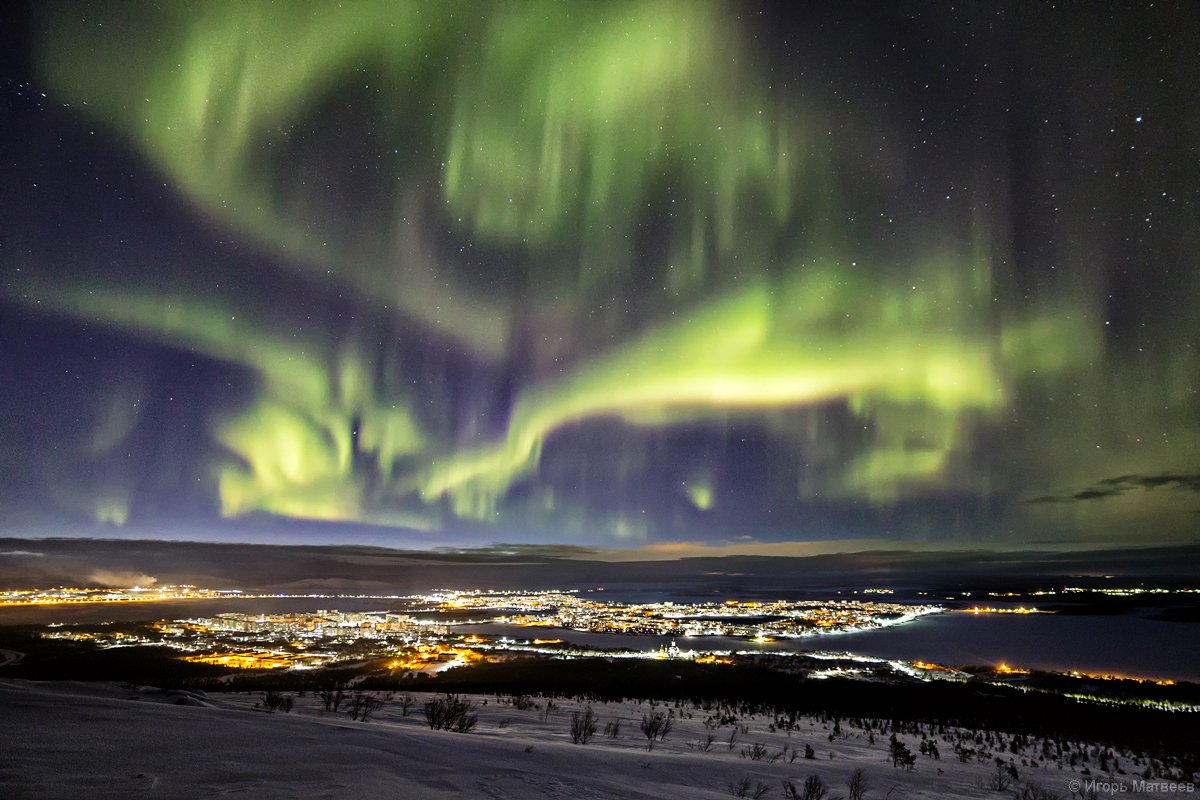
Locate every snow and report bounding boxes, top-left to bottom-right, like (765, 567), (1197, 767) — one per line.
(0, 679), (1175, 799)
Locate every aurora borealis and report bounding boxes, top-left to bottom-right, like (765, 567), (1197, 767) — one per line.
(1, 2), (1197, 548)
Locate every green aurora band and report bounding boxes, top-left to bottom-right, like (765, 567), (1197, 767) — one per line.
(8, 1), (1196, 543)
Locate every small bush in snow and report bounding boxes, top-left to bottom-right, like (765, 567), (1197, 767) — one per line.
(640, 710), (674, 751)
(424, 694), (478, 733)
(847, 768), (868, 800)
(727, 776), (770, 799)
(782, 775), (827, 800)
(570, 706), (598, 744)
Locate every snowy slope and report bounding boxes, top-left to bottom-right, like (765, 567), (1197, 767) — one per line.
(0, 679), (1174, 799)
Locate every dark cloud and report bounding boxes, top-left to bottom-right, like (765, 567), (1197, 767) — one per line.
(1072, 488), (1121, 501)
(1027, 474), (1200, 504)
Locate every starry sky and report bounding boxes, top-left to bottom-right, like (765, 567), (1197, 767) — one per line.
(1, 1), (1197, 550)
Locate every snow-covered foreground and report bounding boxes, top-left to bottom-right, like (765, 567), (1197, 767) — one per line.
(0, 679), (1176, 799)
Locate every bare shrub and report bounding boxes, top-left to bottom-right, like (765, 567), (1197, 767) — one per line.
(741, 743), (770, 761)
(263, 690), (290, 712)
(424, 694), (478, 733)
(985, 760), (1011, 791)
(847, 768), (868, 800)
(640, 710), (674, 751)
(348, 691), (384, 722)
(782, 775), (827, 800)
(570, 706), (598, 744)
(728, 776), (770, 798)
(319, 683), (348, 713)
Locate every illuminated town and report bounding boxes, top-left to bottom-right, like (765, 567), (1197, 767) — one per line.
(30, 589), (939, 672)
(0, 585), (254, 606)
(960, 606), (1047, 615)
(425, 589), (941, 639)
(3, 583), (1191, 715)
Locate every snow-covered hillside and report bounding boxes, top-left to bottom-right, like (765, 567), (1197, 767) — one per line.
(0, 680), (1180, 799)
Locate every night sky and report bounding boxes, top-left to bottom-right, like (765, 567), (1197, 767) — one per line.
(1, 2), (1197, 550)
